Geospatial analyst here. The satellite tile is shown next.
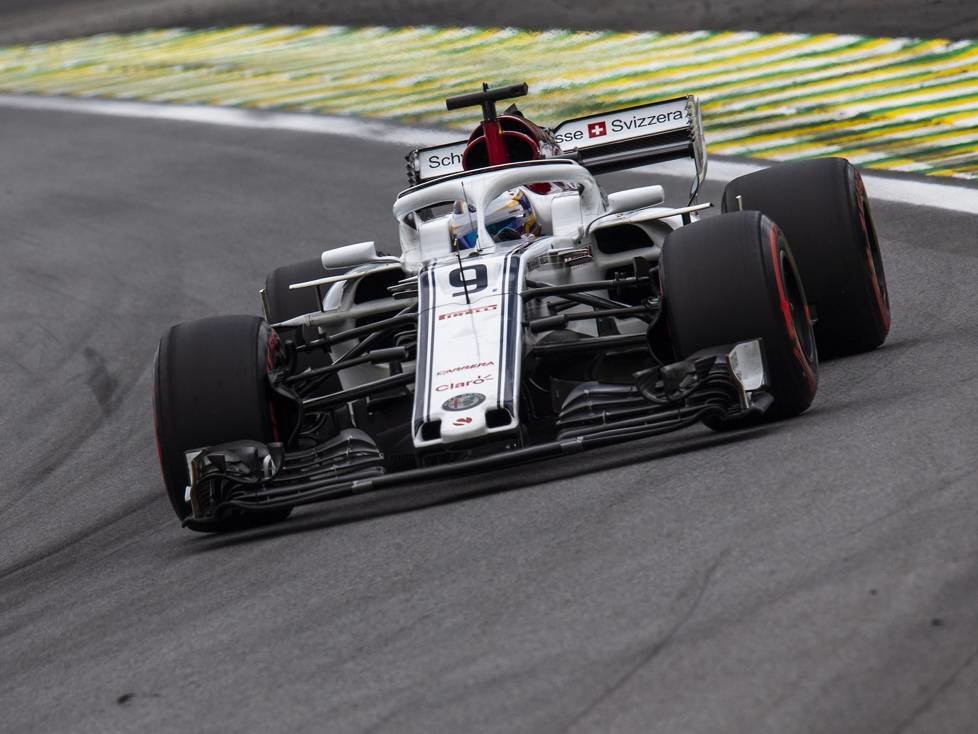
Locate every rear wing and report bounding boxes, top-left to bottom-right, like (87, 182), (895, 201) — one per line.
(406, 95), (708, 200)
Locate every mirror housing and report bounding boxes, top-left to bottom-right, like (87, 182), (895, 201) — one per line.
(321, 241), (395, 270)
(606, 185), (665, 214)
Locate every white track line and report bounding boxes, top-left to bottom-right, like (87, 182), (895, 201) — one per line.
(647, 158), (978, 214)
(0, 93), (449, 147)
(2, 93), (975, 214)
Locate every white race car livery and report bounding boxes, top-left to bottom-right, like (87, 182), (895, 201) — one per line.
(413, 249), (527, 446)
(412, 96), (698, 184)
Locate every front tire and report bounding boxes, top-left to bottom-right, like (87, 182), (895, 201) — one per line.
(153, 314), (291, 531)
(661, 210), (818, 422)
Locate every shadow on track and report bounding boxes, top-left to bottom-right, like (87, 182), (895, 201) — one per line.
(186, 425), (773, 551)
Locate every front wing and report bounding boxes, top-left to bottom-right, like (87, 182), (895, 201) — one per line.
(182, 340), (769, 530)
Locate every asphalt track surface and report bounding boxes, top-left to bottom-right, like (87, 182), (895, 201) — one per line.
(3, 100), (978, 734)
(1, 0), (977, 44)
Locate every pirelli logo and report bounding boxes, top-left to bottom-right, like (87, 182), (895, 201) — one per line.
(437, 304), (498, 320)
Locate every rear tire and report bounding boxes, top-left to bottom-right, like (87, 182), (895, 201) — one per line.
(661, 211), (818, 423)
(153, 314), (291, 531)
(721, 157), (890, 357)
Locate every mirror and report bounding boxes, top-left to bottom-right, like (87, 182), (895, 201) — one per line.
(321, 241), (395, 269)
(606, 185), (665, 214)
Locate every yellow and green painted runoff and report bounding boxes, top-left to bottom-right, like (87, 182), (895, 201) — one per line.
(1, 25), (976, 179)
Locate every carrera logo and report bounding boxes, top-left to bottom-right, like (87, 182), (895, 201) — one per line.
(437, 360), (495, 376)
(587, 121), (607, 138)
(452, 416), (473, 427)
(438, 304), (498, 320)
(435, 375), (495, 392)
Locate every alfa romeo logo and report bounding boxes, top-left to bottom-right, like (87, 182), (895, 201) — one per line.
(441, 392), (486, 411)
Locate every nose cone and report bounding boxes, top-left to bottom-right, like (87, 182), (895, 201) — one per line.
(438, 399), (491, 443)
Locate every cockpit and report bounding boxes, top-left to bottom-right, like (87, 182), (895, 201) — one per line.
(392, 160), (604, 272)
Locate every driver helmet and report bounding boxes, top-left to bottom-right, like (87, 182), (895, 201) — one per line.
(450, 188), (540, 250)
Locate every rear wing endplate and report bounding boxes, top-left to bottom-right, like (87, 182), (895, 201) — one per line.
(407, 95), (708, 200)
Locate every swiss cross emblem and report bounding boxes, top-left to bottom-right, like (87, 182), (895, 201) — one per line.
(587, 121), (607, 138)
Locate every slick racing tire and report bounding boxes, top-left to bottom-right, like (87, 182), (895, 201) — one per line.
(721, 157), (890, 357)
(264, 257), (344, 393)
(661, 211), (818, 424)
(153, 314), (291, 531)
(264, 257), (331, 333)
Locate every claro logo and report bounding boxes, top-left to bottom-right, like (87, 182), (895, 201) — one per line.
(438, 304), (498, 320)
(435, 375), (495, 392)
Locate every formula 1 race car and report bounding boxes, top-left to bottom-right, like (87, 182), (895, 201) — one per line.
(153, 83), (890, 531)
